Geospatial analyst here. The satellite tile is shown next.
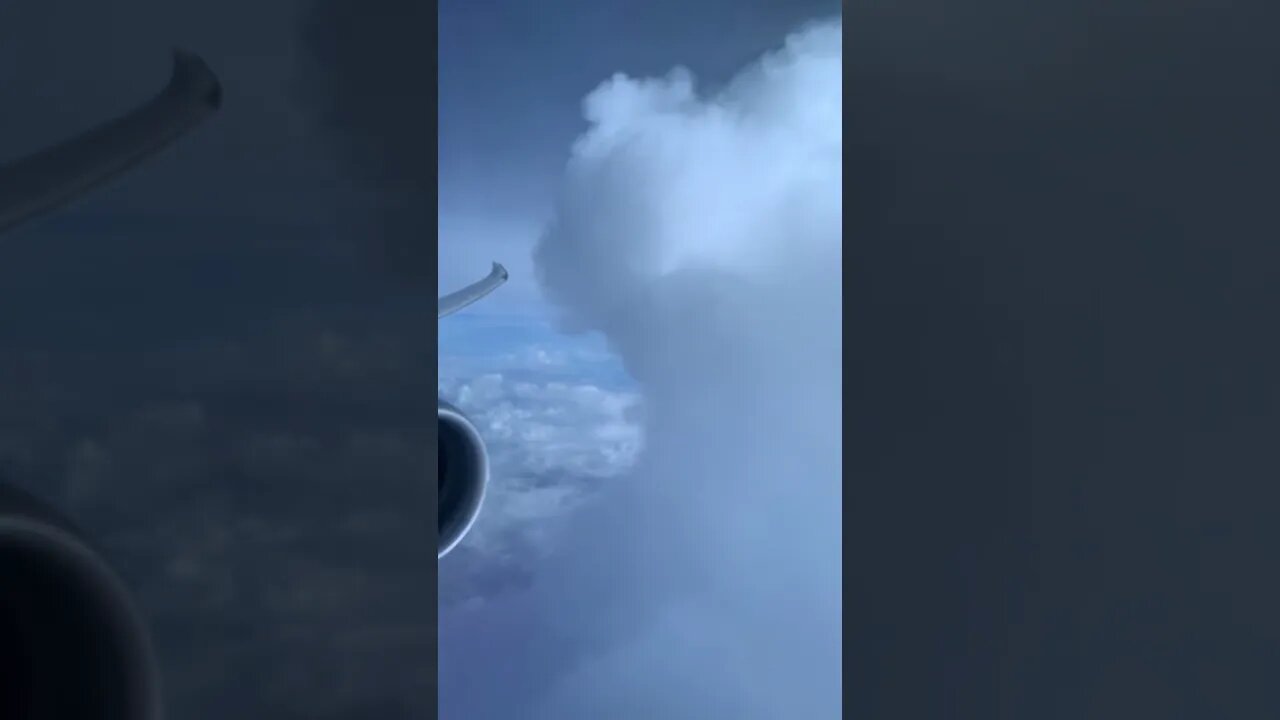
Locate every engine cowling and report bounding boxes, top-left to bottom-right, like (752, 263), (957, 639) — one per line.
(437, 398), (489, 558)
(0, 481), (160, 720)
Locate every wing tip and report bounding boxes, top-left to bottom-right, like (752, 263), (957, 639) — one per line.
(169, 48), (223, 110)
(491, 262), (509, 282)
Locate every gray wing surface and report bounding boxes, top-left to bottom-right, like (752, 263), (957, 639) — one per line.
(0, 49), (222, 236)
(438, 262), (509, 318)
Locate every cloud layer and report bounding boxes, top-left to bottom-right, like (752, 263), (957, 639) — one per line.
(441, 19), (842, 719)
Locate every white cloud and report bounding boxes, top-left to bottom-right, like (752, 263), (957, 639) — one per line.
(439, 372), (642, 561)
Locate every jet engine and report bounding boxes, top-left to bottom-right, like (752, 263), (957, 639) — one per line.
(0, 482), (161, 720)
(437, 398), (489, 558)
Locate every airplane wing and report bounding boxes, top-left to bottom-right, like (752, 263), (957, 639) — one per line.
(0, 49), (222, 236)
(438, 262), (509, 318)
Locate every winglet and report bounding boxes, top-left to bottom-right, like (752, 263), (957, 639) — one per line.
(169, 47), (223, 110)
(438, 262), (509, 319)
(0, 50), (222, 236)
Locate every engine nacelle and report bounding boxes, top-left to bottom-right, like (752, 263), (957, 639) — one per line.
(0, 482), (161, 720)
(437, 398), (489, 558)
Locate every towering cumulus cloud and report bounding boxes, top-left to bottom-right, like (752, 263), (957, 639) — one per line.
(441, 18), (842, 720)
